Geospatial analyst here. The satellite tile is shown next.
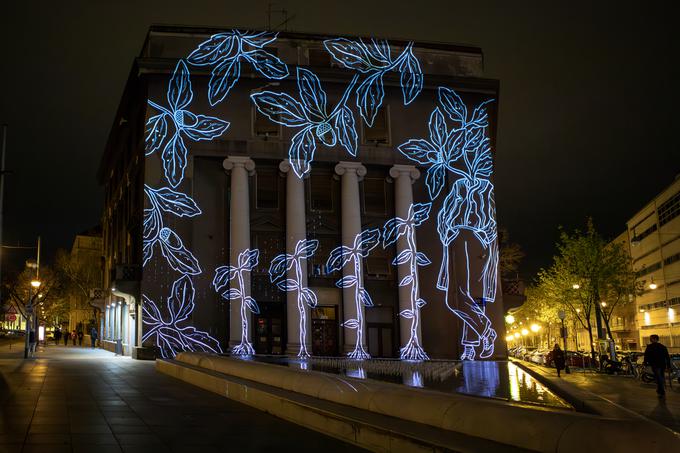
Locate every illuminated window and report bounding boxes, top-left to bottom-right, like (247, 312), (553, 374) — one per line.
(362, 106), (390, 145)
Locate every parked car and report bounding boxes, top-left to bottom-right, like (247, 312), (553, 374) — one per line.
(545, 350), (595, 368)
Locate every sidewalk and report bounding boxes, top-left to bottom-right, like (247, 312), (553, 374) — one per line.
(514, 359), (680, 434)
(0, 343), (362, 452)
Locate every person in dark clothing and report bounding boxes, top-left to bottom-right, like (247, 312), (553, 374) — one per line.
(644, 334), (671, 397)
(90, 327), (98, 349)
(63, 329), (69, 346)
(28, 330), (36, 357)
(552, 344), (566, 377)
(71, 330), (77, 346)
(77, 330), (84, 346)
(54, 328), (61, 345)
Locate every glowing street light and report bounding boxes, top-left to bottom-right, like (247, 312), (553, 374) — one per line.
(30, 280), (41, 288)
(521, 329), (529, 336)
(572, 284), (580, 290)
(505, 335), (514, 342)
(530, 323), (540, 333)
(505, 314), (515, 324)
(514, 332), (520, 339)
(649, 281), (658, 290)
(600, 301), (607, 308)
(576, 308), (581, 314)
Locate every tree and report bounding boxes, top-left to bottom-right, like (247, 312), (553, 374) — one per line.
(3, 266), (66, 329)
(54, 248), (103, 329)
(498, 227), (525, 279)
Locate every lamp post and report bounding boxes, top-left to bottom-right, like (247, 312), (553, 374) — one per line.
(23, 236), (41, 359)
(558, 310), (570, 374)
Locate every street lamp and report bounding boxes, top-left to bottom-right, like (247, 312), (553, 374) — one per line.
(530, 324), (540, 333)
(649, 280), (658, 290)
(521, 329), (529, 336)
(505, 314), (515, 324)
(30, 280), (41, 288)
(572, 284), (580, 290)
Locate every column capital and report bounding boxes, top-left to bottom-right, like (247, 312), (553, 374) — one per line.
(223, 156), (255, 173)
(389, 164), (420, 182)
(334, 161), (367, 180)
(279, 159), (309, 178)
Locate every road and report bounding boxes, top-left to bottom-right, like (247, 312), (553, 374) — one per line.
(0, 341), (362, 453)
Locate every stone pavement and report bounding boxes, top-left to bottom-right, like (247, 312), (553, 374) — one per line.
(0, 342), (363, 452)
(517, 359), (680, 434)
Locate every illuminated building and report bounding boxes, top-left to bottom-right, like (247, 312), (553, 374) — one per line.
(99, 26), (504, 359)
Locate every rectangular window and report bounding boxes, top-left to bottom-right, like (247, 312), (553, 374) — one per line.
(309, 236), (341, 277)
(253, 108), (280, 137)
(362, 177), (387, 215)
(362, 107), (390, 145)
(256, 170), (279, 209)
(658, 191), (680, 226)
(310, 174), (333, 211)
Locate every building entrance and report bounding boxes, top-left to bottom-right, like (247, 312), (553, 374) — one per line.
(253, 302), (284, 355)
(311, 306), (338, 356)
(367, 323), (395, 358)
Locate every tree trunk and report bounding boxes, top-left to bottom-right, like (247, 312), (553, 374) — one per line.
(603, 316), (614, 342)
(585, 316), (596, 361)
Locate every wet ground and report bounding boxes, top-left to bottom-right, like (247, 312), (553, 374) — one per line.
(0, 341), (362, 452)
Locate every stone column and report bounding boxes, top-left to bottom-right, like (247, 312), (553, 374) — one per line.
(223, 156), (255, 348)
(389, 164), (421, 349)
(279, 160), (310, 355)
(334, 162), (367, 353)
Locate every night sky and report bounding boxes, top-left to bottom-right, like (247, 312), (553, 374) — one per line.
(1, 1), (678, 278)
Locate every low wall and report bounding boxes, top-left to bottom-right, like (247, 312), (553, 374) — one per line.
(170, 352), (680, 453)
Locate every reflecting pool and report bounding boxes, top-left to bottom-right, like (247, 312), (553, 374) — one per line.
(246, 356), (571, 409)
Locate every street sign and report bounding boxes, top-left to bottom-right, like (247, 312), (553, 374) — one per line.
(6, 314), (16, 322)
(7, 306), (16, 314)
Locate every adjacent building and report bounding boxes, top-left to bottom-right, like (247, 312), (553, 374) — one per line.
(99, 26), (505, 360)
(65, 228), (104, 334)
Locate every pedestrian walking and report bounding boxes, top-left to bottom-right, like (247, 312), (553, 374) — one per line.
(54, 328), (62, 345)
(552, 344), (566, 377)
(71, 330), (77, 346)
(77, 330), (84, 347)
(90, 327), (98, 349)
(63, 329), (69, 346)
(28, 330), (36, 357)
(644, 334), (671, 398)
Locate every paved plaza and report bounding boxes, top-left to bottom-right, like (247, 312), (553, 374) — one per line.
(0, 341), (362, 453)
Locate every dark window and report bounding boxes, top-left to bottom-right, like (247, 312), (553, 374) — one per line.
(309, 236), (341, 277)
(308, 48), (331, 66)
(636, 261), (662, 278)
(664, 252), (680, 266)
(632, 223), (658, 243)
(362, 177), (387, 215)
(256, 169), (279, 209)
(310, 174), (333, 211)
(362, 107), (390, 144)
(658, 191), (680, 226)
(365, 245), (391, 278)
(253, 108), (279, 137)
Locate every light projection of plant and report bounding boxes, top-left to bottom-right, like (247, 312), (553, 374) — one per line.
(382, 203), (432, 361)
(145, 60), (230, 188)
(326, 229), (381, 360)
(398, 88), (498, 360)
(250, 67), (360, 178)
(142, 275), (223, 358)
(323, 38), (423, 126)
(143, 185), (201, 275)
(187, 30), (289, 106)
(212, 249), (260, 356)
(269, 239), (319, 359)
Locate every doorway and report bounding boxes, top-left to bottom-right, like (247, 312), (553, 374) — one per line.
(253, 302), (283, 354)
(311, 306), (338, 356)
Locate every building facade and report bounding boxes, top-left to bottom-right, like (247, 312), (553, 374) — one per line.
(66, 230), (104, 334)
(99, 26), (505, 360)
(626, 176), (680, 352)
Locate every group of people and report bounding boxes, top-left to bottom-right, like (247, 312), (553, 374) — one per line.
(53, 326), (98, 349)
(550, 334), (672, 397)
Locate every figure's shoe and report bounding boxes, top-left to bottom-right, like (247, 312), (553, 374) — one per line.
(480, 328), (497, 359)
(461, 345), (475, 360)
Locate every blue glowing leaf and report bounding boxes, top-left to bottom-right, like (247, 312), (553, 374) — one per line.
(158, 227), (201, 275)
(221, 288), (241, 300)
(326, 246), (353, 272)
(393, 249), (412, 265)
(187, 33), (235, 66)
(445, 128), (465, 162)
(294, 239), (319, 258)
(382, 218), (407, 247)
(250, 91), (308, 126)
(398, 139), (438, 165)
(177, 326), (223, 354)
(416, 298), (427, 308)
(333, 106), (358, 156)
(358, 288), (373, 307)
(238, 248), (260, 270)
(323, 38), (372, 73)
(300, 288), (318, 308)
(276, 279), (299, 291)
(244, 296), (260, 314)
(297, 68), (327, 120)
(399, 49), (423, 105)
(142, 295), (162, 325)
(369, 39), (391, 63)
(356, 72), (384, 127)
(208, 58), (241, 106)
(425, 164), (445, 200)
(142, 241), (154, 267)
(212, 265), (236, 293)
(438, 87), (467, 125)
(147, 186), (202, 218)
(244, 49), (289, 79)
(469, 99), (493, 130)
(356, 228), (381, 257)
(399, 309), (414, 319)
(161, 133), (188, 188)
(145, 114), (168, 156)
(167, 60), (193, 112)
(409, 202), (432, 226)
(399, 275), (414, 287)
(268, 254), (290, 281)
(182, 114), (230, 141)
(167, 275), (194, 324)
(415, 252), (431, 266)
(336, 275), (358, 288)
(429, 108), (447, 148)
(242, 30), (278, 48)
(342, 319), (360, 329)
(289, 127), (316, 178)
(143, 208), (161, 240)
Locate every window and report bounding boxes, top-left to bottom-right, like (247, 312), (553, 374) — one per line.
(253, 107), (280, 137)
(256, 169), (279, 209)
(362, 107), (390, 145)
(362, 177), (387, 215)
(665, 252), (680, 266)
(365, 246), (391, 278)
(636, 261), (662, 278)
(632, 223), (657, 243)
(310, 173), (333, 211)
(309, 236), (341, 277)
(658, 191), (680, 226)
(308, 48), (331, 67)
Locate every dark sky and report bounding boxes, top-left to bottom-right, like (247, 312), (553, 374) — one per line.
(1, 1), (678, 278)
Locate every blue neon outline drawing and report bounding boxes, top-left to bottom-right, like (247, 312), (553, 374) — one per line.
(326, 229), (380, 360)
(142, 275), (223, 358)
(269, 239), (319, 358)
(187, 30), (289, 105)
(383, 203), (432, 361)
(145, 60), (230, 188)
(212, 248), (260, 356)
(323, 38), (423, 126)
(398, 87), (498, 360)
(143, 184), (202, 275)
(250, 67), (360, 178)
